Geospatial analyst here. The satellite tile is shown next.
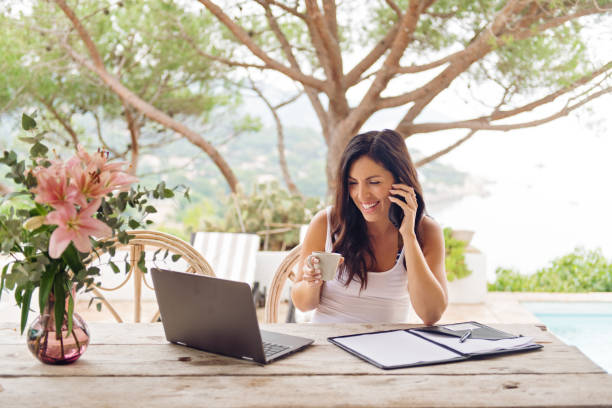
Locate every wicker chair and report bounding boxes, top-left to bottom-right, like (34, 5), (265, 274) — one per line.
(263, 244), (302, 323)
(86, 230), (215, 323)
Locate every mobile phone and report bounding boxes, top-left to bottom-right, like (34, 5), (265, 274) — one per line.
(388, 194), (405, 229)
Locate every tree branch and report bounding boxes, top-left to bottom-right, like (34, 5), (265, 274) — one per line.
(385, 0), (403, 18)
(395, 50), (459, 75)
(248, 78), (301, 196)
(489, 62), (612, 122)
(402, 86), (612, 134)
(123, 103), (140, 175)
(306, 0), (348, 99)
(254, 0), (329, 131)
(343, 0), (426, 135)
(54, 0), (104, 69)
(384, 1), (611, 116)
(415, 130), (476, 167)
(264, 0), (306, 19)
(38, 97), (80, 150)
(323, 0), (339, 42)
(176, 21), (268, 70)
(274, 90), (304, 109)
(393, 0), (534, 130)
(197, 0), (327, 91)
(343, 24), (400, 88)
(90, 109), (122, 158)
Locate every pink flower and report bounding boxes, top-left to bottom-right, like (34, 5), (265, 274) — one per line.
(45, 199), (112, 258)
(30, 162), (83, 210)
(68, 146), (138, 203)
(69, 165), (137, 205)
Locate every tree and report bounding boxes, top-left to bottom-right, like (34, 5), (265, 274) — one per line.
(11, 0), (255, 192)
(1, 2), (262, 184)
(188, 0), (611, 189)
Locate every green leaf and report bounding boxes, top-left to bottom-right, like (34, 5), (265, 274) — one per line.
(61, 244), (85, 277)
(39, 267), (55, 314)
(171, 254), (181, 262)
(163, 189), (175, 198)
(96, 302), (102, 312)
(0, 263), (9, 302)
(128, 219), (140, 229)
(53, 274), (66, 337)
(30, 142), (49, 158)
(19, 284), (33, 334)
(109, 261), (120, 274)
(138, 251), (146, 273)
(66, 293), (74, 336)
(21, 113), (37, 131)
(153, 248), (162, 260)
(144, 205), (157, 213)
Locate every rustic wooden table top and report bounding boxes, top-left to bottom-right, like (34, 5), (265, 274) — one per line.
(0, 322), (610, 407)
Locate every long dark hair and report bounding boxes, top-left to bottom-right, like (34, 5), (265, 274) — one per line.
(331, 129), (426, 289)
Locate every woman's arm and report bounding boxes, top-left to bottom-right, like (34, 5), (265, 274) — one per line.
(403, 216), (448, 325)
(290, 209), (328, 312)
(389, 184), (448, 325)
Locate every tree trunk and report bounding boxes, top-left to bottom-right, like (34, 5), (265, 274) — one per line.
(324, 123), (355, 197)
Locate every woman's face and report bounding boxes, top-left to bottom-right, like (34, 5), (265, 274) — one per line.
(347, 155), (395, 223)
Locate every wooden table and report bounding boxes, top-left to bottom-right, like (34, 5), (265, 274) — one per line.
(1, 322), (611, 407)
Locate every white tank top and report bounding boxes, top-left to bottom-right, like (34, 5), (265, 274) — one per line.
(311, 208), (411, 323)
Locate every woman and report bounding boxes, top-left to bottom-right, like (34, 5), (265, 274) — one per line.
(291, 129), (447, 325)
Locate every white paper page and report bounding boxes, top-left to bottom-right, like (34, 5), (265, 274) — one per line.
(415, 331), (535, 355)
(442, 322), (480, 331)
(333, 330), (461, 367)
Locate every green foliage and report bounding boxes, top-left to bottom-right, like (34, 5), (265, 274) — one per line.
(204, 181), (325, 251)
(488, 248), (612, 292)
(0, 0), (252, 170)
(0, 116), (184, 334)
(443, 227), (472, 282)
(364, 0), (598, 98)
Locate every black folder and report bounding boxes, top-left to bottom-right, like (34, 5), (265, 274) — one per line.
(328, 321), (543, 370)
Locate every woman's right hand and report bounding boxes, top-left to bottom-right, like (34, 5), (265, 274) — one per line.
(302, 256), (323, 287)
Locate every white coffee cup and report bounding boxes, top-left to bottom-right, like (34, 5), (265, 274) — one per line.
(307, 251), (343, 281)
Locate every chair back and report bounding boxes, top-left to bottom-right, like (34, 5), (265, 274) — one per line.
(191, 232), (260, 284)
(87, 230), (214, 323)
(264, 244), (301, 323)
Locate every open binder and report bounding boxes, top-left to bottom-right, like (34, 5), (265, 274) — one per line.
(328, 321), (543, 370)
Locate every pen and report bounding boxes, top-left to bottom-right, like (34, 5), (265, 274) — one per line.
(459, 329), (472, 343)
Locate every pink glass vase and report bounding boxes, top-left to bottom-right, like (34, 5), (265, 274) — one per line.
(26, 294), (90, 365)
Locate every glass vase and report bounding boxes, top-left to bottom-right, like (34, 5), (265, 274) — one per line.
(26, 293), (90, 365)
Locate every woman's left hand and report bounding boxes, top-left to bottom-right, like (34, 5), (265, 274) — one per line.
(388, 183), (418, 239)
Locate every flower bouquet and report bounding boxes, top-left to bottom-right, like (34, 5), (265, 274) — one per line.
(0, 114), (185, 363)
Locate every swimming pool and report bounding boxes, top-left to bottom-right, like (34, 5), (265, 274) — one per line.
(521, 302), (612, 373)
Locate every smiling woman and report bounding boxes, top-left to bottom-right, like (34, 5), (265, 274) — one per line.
(291, 129), (448, 325)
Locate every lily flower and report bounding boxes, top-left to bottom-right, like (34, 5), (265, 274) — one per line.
(67, 146), (138, 205)
(30, 163), (82, 210)
(45, 198), (112, 258)
(69, 165), (138, 205)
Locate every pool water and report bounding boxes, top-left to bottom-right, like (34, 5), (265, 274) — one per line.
(521, 302), (612, 373)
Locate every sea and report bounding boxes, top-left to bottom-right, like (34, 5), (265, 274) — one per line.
(413, 111), (612, 282)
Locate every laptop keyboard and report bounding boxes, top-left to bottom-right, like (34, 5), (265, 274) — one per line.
(262, 341), (290, 357)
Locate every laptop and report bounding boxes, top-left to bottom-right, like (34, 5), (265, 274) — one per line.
(150, 268), (313, 364)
